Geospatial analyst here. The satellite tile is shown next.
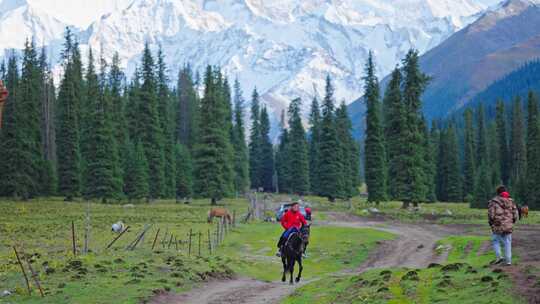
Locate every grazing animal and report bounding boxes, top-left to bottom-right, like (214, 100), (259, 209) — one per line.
(207, 208), (232, 224)
(521, 205), (529, 219)
(111, 221), (125, 233)
(281, 225), (310, 284)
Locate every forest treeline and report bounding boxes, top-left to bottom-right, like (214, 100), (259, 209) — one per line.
(363, 51), (540, 210)
(0, 29), (360, 203)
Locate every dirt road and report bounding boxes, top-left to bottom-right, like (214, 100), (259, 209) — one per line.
(150, 212), (461, 304)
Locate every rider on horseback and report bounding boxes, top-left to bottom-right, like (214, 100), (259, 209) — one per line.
(276, 202), (307, 257)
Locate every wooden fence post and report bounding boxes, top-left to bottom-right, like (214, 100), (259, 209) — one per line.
(71, 220), (77, 256)
(198, 232), (202, 256)
(13, 246), (31, 295)
(25, 257), (44, 297)
(188, 228), (193, 257)
(151, 228), (160, 250)
(106, 226), (130, 249)
(207, 229), (212, 255)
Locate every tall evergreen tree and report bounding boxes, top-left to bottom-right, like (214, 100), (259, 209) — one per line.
(81, 48), (99, 197)
(526, 91), (540, 209)
(0, 54), (20, 196)
(138, 43), (165, 200)
(336, 102), (361, 199)
(383, 67), (406, 200)
(259, 106), (275, 192)
(156, 47), (176, 198)
(401, 49), (430, 207)
(318, 75), (341, 201)
(193, 66), (234, 203)
(248, 88), (262, 190)
(276, 110), (291, 193)
(308, 97), (321, 194)
(175, 143), (193, 201)
(463, 109), (476, 199)
(495, 100), (510, 186)
(287, 98), (310, 194)
(509, 97), (527, 201)
(476, 103), (488, 167)
(363, 52), (387, 203)
(231, 78), (250, 194)
(443, 124), (462, 201)
(125, 141), (149, 202)
(56, 29), (83, 200)
(428, 121), (440, 201)
(177, 65), (199, 149)
(421, 118), (436, 202)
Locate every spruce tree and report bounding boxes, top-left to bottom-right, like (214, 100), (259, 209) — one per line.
(157, 48), (176, 198)
(383, 68), (406, 200)
(259, 106), (275, 192)
(0, 54), (20, 196)
(81, 48), (99, 197)
(495, 100), (510, 186)
(472, 162), (493, 208)
(56, 29), (83, 201)
(318, 75), (341, 201)
(429, 121), (440, 201)
(336, 102), (361, 199)
(422, 118), (437, 202)
(476, 103), (488, 167)
(363, 52), (387, 203)
(276, 110), (291, 193)
(509, 97), (527, 201)
(193, 66), (234, 203)
(125, 141), (149, 202)
(175, 143), (193, 201)
(287, 98), (310, 194)
(249, 88), (262, 190)
(526, 91), (540, 208)
(138, 43), (165, 200)
(487, 122), (501, 188)
(308, 97), (321, 194)
(231, 78), (250, 194)
(401, 49), (430, 207)
(177, 65), (199, 149)
(444, 124), (462, 202)
(463, 109), (476, 199)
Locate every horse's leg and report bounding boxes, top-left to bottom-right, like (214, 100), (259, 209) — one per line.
(289, 258), (295, 285)
(296, 257), (303, 283)
(281, 256), (287, 282)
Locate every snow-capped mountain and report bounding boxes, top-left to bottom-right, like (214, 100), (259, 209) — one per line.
(0, 0), (498, 119)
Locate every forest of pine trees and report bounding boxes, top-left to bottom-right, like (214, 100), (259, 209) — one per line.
(0, 29), (360, 204)
(364, 49), (540, 210)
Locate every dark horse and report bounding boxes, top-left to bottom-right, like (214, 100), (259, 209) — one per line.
(281, 224), (310, 284)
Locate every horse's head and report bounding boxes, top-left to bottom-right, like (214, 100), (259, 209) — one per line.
(300, 224), (310, 242)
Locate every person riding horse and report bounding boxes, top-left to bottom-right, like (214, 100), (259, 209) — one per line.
(276, 202), (308, 258)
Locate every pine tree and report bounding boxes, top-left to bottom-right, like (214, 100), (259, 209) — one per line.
(421, 118), (436, 202)
(259, 106), (275, 192)
(444, 124), (462, 202)
(476, 103), (488, 167)
(308, 97), (321, 194)
(156, 47), (176, 198)
(336, 102), (361, 199)
(217, 74), (235, 196)
(401, 49), (430, 207)
(175, 143), (193, 201)
(56, 29), (83, 201)
(472, 162), (493, 209)
(177, 65), (199, 149)
(384, 67), (406, 200)
(287, 98), (310, 194)
(125, 141), (149, 202)
(487, 122), (501, 189)
(138, 43), (165, 200)
(231, 78), (250, 194)
(249, 88), (262, 190)
(193, 66), (234, 203)
(318, 75), (341, 201)
(363, 52), (387, 203)
(463, 109), (476, 199)
(428, 121), (440, 201)
(509, 97), (527, 202)
(276, 110), (291, 193)
(495, 100), (510, 186)
(0, 53), (20, 196)
(526, 91), (540, 208)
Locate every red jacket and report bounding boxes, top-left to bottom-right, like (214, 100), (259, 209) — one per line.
(281, 209), (307, 230)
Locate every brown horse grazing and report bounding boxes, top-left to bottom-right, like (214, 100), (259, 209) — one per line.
(207, 208), (232, 224)
(521, 205), (529, 219)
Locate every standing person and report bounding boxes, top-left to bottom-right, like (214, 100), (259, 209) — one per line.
(488, 186), (519, 266)
(276, 202), (307, 257)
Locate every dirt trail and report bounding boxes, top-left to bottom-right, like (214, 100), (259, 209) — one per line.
(150, 212), (459, 304)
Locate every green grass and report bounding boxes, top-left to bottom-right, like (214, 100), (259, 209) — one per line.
(352, 200), (540, 225)
(0, 197), (248, 304)
(284, 235), (523, 304)
(217, 223), (395, 282)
